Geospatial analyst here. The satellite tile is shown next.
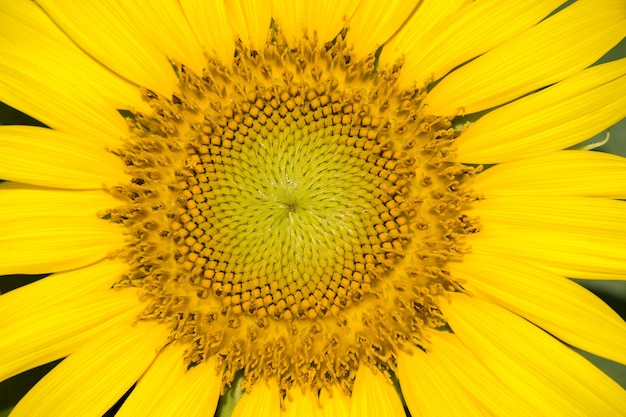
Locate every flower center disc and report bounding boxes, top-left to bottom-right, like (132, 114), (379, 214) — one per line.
(106, 29), (480, 394)
(178, 74), (410, 321)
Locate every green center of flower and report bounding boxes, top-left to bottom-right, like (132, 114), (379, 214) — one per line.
(105, 29), (481, 395)
(174, 80), (410, 321)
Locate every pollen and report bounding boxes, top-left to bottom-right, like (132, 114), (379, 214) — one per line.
(104, 28), (481, 396)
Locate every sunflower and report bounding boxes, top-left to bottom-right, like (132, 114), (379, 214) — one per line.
(1, 0), (626, 416)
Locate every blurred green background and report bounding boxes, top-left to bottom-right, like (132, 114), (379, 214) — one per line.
(0, 30), (625, 417)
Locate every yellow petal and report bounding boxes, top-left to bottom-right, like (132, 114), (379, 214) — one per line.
(0, 184), (119, 219)
(319, 386), (351, 417)
(0, 1), (146, 136)
(443, 294), (626, 417)
(36, 0), (178, 92)
(450, 253), (626, 365)
(283, 387), (321, 417)
(381, 0), (469, 71)
(425, 0), (626, 115)
(0, 3), (145, 111)
(468, 196), (626, 238)
(117, 0), (205, 74)
(147, 354), (221, 417)
(347, 0), (419, 60)
(230, 380), (281, 417)
(0, 126), (130, 189)
(0, 288), (141, 382)
(9, 320), (168, 417)
(385, 0), (563, 89)
(180, 0), (236, 65)
(272, 0), (360, 45)
(0, 216), (124, 275)
(472, 150), (626, 198)
(116, 344), (221, 417)
(456, 59), (626, 163)
(397, 346), (487, 416)
(398, 332), (542, 416)
(349, 364), (404, 417)
(302, 0), (360, 44)
(114, 344), (188, 417)
(0, 46), (128, 144)
(466, 222), (626, 280)
(0, 260), (127, 327)
(226, 0), (273, 50)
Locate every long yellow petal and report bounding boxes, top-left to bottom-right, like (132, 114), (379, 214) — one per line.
(0, 260), (127, 327)
(349, 364), (404, 417)
(472, 150), (626, 199)
(0, 185), (119, 219)
(469, 196), (626, 238)
(226, 0), (273, 50)
(9, 320), (168, 417)
(0, 2), (146, 112)
(116, 344), (221, 417)
(272, 0), (360, 45)
(118, 0), (205, 74)
(467, 223), (626, 280)
(36, 0), (178, 92)
(319, 387), (351, 417)
(443, 294), (626, 417)
(0, 289), (141, 382)
(381, 0), (469, 71)
(425, 0), (626, 115)
(147, 354), (222, 417)
(0, 216), (124, 275)
(0, 47), (128, 144)
(0, 126), (130, 189)
(283, 387), (322, 417)
(114, 343), (186, 417)
(180, 0), (236, 65)
(427, 332), (544, 416)
(347, 0), (419, 60)
(385, 0), (564, 89)
(230, 380), (281, 417)
(0, 1), (146, 135)
(456, 59), (626, 163)
(450, 253), (626, 365)
(398, 332), (543, 416)
(397, 347), (488, 416)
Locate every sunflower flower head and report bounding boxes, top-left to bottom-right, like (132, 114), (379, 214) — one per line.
(105, 29), (481, 395)
(0, 1), (626, 416)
